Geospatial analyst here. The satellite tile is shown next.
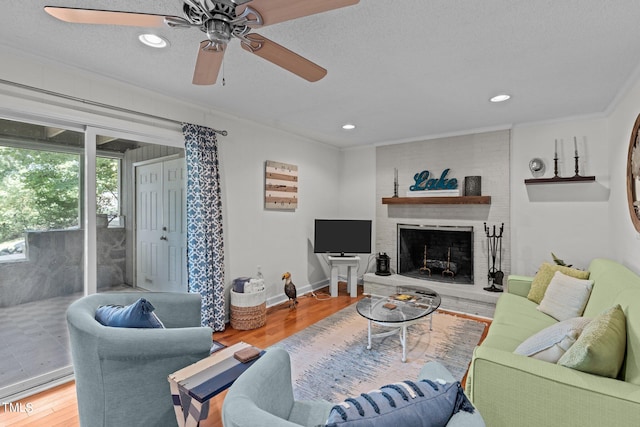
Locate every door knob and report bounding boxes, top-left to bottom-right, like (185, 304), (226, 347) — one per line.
(160, 236), (168, 241)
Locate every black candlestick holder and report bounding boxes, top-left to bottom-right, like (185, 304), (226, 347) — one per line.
(393, 171), (399, 197)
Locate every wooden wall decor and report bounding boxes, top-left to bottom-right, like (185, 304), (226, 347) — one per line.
(265, 160), (298, 210)
(627, 113), (640, 232)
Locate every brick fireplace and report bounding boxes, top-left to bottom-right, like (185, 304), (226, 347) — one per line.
(369, 129), (510, 299)
(397, 224), (474, 285)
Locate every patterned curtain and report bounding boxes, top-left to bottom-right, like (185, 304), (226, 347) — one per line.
(183, 123), (225, 331)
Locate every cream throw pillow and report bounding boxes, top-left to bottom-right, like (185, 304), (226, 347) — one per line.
(558, 305), (627, 378)
(527, 263), (590, 304)
(537, 271), (593, 321)
(514, 317), (592, 363)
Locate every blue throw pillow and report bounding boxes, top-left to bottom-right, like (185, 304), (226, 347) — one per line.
(325, 379), (474, 427)
(95, 298), (165, 328)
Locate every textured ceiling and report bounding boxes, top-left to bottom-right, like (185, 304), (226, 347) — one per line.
(2, 1), (640, 148)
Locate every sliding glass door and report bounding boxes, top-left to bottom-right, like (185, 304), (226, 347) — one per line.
(0, 113), (185, 400)
(0, 118), (85, 399)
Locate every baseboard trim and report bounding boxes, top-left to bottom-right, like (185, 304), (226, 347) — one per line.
(224, 278), (333, 324)
(266, 279), (330, 307)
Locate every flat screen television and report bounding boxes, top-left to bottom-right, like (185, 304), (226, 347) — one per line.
(313, 219), (372, 256)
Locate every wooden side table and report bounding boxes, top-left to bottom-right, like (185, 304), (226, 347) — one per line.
(168, 342), (263, 427)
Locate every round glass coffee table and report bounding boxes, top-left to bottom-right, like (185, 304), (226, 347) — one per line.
(356, 287), (441, 362)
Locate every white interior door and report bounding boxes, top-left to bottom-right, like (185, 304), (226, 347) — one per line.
(136, 157), (187, 292)
(163, 158), (188, 290)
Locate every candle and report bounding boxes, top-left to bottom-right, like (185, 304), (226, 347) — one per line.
(574, 137), (578, 156)
(394, 168), (398, 183)
(554, 139), (558, 158)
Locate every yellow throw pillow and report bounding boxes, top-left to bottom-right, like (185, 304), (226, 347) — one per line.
(527, 263), (590, 304)
(557, 305), (627, 378)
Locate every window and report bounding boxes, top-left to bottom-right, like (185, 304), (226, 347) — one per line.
(0, 119), (122, 261)
(97, 156), (121, 227)
(0, 146), (81, 259)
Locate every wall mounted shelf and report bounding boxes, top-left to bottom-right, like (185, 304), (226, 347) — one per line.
(524, 175), (596, 185)
(382, 196), (491, 205)
(524, 175), (610, 202)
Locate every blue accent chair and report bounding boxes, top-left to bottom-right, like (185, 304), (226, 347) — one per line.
(66, 292), (212, 427)
(222, 347), (485, 427)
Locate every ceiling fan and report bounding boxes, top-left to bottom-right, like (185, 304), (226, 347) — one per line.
(44, 0), (359, 85)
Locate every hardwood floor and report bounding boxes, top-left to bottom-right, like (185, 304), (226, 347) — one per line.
(0, 284), (362, 427)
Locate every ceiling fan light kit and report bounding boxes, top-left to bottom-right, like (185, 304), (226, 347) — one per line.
(44, 0), (360, 85)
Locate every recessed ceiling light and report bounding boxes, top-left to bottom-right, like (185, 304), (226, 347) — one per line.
(490, 94), (511, 103)
(138, 34), (168, 49)
(342, 123), (356, 130)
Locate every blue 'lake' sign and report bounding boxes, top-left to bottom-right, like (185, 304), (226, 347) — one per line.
(410, 168), (458, 191)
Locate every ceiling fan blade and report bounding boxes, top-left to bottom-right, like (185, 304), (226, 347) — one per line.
(237, 0), (359, 26)
(44, 6), (178, 27)
(193, 41), (226, 85)
(241, 33), (327, 82)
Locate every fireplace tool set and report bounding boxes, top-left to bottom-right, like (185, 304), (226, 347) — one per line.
(484, 222), (504, 292)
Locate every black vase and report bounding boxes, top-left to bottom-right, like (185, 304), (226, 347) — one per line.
(464, 176), (481, 196)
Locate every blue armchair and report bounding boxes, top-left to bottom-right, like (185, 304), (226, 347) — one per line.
(66, 292), (212, 427)
(222, 347), (485, 426)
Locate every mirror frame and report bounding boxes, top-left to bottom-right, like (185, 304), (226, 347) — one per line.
(627, 113), (640, 232)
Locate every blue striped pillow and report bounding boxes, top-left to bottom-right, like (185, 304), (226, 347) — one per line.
(325, 379), (473, 427)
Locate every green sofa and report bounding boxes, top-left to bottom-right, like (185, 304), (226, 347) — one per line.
(466, 258), (640, 426)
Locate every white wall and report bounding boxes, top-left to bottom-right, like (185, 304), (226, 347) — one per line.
(336, 145), (378, 276)
(337, 146), (377, 219)
(510, 68), (640, 277)
(510, 117), (611, 274)
(218, 122), (341, 302)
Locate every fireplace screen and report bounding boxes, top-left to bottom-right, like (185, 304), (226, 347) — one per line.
(397, 224), (474, 284)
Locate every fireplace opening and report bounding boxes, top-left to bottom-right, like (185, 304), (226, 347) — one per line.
(397, 224), (474, 284)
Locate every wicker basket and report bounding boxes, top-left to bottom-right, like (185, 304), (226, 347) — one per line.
(230, 289), (266, 330)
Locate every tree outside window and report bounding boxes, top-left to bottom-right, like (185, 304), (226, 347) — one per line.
(96, 157), (120, 225)
(0, 146), (120, 257)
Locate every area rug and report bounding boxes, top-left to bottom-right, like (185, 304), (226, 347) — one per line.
(269, 305), (488, 402)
